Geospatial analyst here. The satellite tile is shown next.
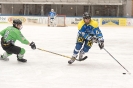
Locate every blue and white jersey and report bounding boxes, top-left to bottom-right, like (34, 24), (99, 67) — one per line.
(49, 12), (56, 19)
(78, 19), (103, 39)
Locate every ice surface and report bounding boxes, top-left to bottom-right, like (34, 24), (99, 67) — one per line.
(0, 24), (133, 88)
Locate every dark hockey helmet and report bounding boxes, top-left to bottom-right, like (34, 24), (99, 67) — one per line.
(13, 19), (22, 27)
(83, 12), (91, 19)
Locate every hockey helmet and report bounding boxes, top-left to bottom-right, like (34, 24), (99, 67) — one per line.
(13, 19), (22, 25)
(51, 9), (54, 12)
(83, 12), (91, 19)
(13, 19), (22, 29)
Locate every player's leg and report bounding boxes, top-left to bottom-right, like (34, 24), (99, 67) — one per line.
(16, 48), (27, 62)
(52, 18), (55, 26)
(0, 52), (11, 61)
(0, 39), (12, 61)
(5, 45), (27, 62)
(49, 18), (52, 26)
(50, 18), (52, 23)
(68, 35), (84, 64)
(79, 40), (93, 60)
(50, 18), (54, 26)
(68, 43), (83, 64)
(13, 46), (27, 62)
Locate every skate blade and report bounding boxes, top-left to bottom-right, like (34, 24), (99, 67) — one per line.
(0, 58), (9, 61)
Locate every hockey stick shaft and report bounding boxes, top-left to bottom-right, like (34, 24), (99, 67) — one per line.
(37, 48), (87, 61)
(37, 48), (71, 59)
(103, 48), (130, 73)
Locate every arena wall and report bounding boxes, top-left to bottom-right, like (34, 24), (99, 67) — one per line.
(0, 16), (132, 27)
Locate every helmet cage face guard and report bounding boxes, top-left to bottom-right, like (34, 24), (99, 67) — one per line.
(83, 16), (91, 19)
(19, 25), (23, 30)
(14, 24), (23, 30)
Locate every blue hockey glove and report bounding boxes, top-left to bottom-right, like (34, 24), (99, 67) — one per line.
(98, 37), (104, 49)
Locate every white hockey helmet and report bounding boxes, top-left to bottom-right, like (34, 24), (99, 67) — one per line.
(51, 9), (54, 12)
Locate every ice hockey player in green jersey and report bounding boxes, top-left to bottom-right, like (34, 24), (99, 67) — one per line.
(0, 19), (36, 62)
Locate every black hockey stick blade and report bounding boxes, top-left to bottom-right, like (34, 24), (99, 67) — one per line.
(76, 56), (88, 61)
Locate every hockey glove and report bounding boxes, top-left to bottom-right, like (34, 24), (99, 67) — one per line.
(98, 37), (104, 49)
(91, 36), (97, 43)
(30, 42), (36, 50)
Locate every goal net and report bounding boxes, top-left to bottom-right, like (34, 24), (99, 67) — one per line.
(48, 15), (66, 27)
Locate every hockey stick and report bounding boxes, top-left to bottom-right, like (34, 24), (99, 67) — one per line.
(37, 48), (87, 61)
(103, 47), (131, 74)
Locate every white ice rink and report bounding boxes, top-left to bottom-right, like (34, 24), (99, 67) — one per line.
(0, 24), (133, 88)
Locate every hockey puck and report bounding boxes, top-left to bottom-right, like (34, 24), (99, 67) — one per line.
(123, 73), (126, 75)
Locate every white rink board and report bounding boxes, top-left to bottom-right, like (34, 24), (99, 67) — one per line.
(0, 24), (133, 88)
(0, 16), (133, 26)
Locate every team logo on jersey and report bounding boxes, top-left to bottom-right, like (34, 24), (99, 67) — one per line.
(86, 28), (89, 32)
(86, 26), (92, 33)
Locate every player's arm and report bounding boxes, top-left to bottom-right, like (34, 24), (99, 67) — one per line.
(16, 31), (30, 45)
(16, 32), (36, 49)
(93, 27), (104, 49)
(53, 12), (57, 19)
(93, 27), (103, 38)
(0, 28), (7, 36)
(54, 12), (57, 16)
(91, 21), (103, 38)
(77, 20), (86, 35)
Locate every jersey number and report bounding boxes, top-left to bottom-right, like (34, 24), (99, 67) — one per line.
(96, 30), (100, 35)
(4, 30), (10, 39)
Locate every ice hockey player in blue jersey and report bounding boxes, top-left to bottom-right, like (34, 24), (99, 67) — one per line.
(68, 12), (104, 64)
(49, 9), (56, 19)
(48, 9), (56, 26)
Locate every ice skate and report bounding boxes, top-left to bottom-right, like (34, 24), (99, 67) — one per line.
(79, 50), (84, 60)
(17, 58), (27, 62)
(78, 50), (88, 61)
(0, 55), (9, 61)
(68, 56), (76, 64)
(17, 55), (27, 62)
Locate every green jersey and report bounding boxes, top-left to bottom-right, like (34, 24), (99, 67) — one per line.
(0, 26), (29, 45)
